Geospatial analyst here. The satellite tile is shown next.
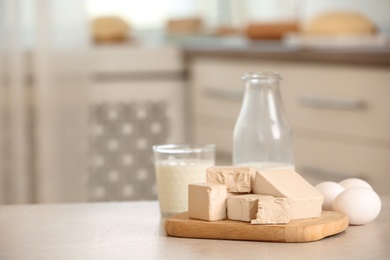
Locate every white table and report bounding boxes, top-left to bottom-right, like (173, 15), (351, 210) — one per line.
(0, 197), (389, 260)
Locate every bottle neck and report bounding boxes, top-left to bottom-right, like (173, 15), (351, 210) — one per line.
(241, 79), (283, 120)
(242, 72), (281, 105)
(244, 79), (281, 94)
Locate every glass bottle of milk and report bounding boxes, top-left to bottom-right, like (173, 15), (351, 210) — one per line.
(233, 72), (294, 170)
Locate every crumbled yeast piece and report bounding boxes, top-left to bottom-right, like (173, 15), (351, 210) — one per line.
(206, 166), (256, 193)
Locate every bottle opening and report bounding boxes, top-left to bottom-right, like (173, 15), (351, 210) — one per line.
(242, 72), (282, 82)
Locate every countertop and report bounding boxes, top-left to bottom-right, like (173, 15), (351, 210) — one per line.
(0, 197), (389, 260)
(182, 39), (390, 66)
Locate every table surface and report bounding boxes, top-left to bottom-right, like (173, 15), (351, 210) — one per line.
(0, 197), (389, 260)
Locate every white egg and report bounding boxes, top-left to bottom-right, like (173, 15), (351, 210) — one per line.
(333, 187), (381, 225)
(339, 178), (373, 190)
(315, 181), (345, 210)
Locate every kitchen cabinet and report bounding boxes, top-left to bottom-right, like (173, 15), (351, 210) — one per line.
(87, 45), (185, 201)
(188, 56), (390, 194)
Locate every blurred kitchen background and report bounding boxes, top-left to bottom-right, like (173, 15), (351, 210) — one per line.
(1, 0), (389, 204)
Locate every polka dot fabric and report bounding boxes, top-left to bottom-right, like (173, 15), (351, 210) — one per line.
(88, 102), (168, 201)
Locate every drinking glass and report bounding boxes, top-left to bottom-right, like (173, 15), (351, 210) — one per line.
(153, 144), (215, 217)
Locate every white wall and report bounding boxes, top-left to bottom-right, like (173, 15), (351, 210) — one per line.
(85, 0), (390, 33)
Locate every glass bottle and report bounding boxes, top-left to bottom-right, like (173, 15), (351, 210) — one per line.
(233, 72), (294, 170)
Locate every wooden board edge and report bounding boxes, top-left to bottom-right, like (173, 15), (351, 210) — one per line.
(164, 211), (349, 243)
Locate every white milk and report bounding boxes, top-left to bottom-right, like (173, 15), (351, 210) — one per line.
(155, 159), (214, 217)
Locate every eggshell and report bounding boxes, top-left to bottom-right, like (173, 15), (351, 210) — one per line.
(339, 178), (373, 190)
(315, 181), (345, 210)
(333, 187), (381, 225)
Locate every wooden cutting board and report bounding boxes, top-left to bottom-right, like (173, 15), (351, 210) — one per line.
(165, 211), (348, 243)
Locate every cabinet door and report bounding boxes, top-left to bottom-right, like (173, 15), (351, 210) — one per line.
(88, 80), (184, 201)
(281, 63), (390, 141)
(294, 137), (390, 194)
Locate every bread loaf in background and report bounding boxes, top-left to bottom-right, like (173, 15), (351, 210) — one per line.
(166, 17), (203, 35)
(91, 16), (130, 43)
(304, 11), (377, 36)
(245, 22), (299, 40)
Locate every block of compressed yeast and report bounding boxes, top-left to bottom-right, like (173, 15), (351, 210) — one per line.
(188, 183), (227, 221)
(253, 169), (324, 220)
(227, 192), (240, 198)
(227, 194), (270, 222)
(206, 166), (256, 193)
(251, 197), (291, 224)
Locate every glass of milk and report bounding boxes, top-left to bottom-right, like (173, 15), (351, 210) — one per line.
(153, 144), (215, 217)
